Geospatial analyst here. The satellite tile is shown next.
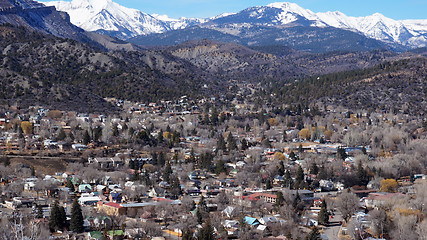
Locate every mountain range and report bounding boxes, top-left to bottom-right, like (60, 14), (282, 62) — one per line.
(40, 0), (427, 50)
(0, 0), (426, 113)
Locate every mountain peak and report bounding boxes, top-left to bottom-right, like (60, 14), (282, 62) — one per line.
(267, 2), (302, 10)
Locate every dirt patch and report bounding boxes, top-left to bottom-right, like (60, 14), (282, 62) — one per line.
(9, 157), (67, 175)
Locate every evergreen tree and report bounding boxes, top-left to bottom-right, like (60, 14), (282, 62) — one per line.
(200, 153), (213, 170)
(215, 160), (226, 175)
(216, 134), (226, 152)
(278, 161), (285, 176)
(317, 165), (328, 180)
(70, 198), (84, 233)
(296, 165), (305, 186)
(305, 226), (321, 240)
(266, 179), (272, 189)
(158, 152), (166, 167)
(197, 220), (214, 240)
(337, 147), (347, 160)
(152, 152), (158, 166)
(227, 133), (237, 151)
(275, 191), (285, 207)
(284, 170), (294, 188)
(170, 175), (182, 199)
(59, 206), (67, 230)
(240, 138), (248, 150)
(157, 129), (164, 143)
(210, 107), (219, 126)
(310, 163), (319, 175)
(66, 177), (75, 192)
(49, 201), (62, 232)
(57, 128), (66, 141)
(356, 162), (369, 186)
(163, 162), (172, 183)
(31, 166), (36, 176)
(83, 130), (91, 145)
(318, 200), (330, 225)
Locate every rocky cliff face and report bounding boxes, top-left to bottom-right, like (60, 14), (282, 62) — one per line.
(0, 0), (93, 42)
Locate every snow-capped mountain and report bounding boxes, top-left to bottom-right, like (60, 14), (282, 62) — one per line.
(40, 0), (204, 39)
(152, 14), (207, 31)
(213, 2), (426, 48)
(39, 0), (427, 48)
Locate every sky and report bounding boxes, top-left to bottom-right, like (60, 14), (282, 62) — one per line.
(42, 0), (427, 20)
(106, 0), (426, 20)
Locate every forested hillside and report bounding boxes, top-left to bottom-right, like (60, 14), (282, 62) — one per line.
(264, 58), (427, 115)
(0, 25), (214, 112)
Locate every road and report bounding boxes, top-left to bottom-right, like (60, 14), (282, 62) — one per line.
(323, 212), (343, 240)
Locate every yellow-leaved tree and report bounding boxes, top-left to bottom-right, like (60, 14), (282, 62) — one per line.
(380, 179), (398, 193)
(21, 121), (33, 135)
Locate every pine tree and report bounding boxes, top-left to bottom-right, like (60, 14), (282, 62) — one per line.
(152, 152), (158, 166)
(278, 161), (285, 176)
(227, 133), (237, 151)
(83, 130), (91, 145)
(49, 201), (61, 232)
(59, 206), (66, 230)
(310, 163), (319, 175)
(170, 175), (182, 199)
(284, 170), (294, 188)
(57, 128), (66, 141)
(337, 147), (347, 160)
(66, 177), (75, 192)
(305, 226), (321, 240)
(215, 160), (226, 175)
(197, 219), (214, 240)
(266, 179), (272, 189)
(159, 152), (166, 167)
(241, 138), (248, 150)
(70, 198), (84, 233)
(216, 134), (226, 152)
(356, 162), (369, 186)
(318, 200), (330, 225)
(275, 191), (285, 207)
(163, 162), (172, 183)
(296, 165), (305, 187)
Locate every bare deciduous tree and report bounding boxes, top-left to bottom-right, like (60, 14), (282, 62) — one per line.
(335, 190), (359, 223)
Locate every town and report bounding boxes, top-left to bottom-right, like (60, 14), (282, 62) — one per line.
(0, 94), (426, 240)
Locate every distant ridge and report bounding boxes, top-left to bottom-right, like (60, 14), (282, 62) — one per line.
(40, 0), (427, 50)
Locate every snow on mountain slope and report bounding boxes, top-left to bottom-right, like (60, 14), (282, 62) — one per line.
(152, 14), (207, 30)
(266, 2), (325, 26)
(317, 12), (416, 45)
(223, 2), (427, 48)
(402, 19), (427, 34)
(42, 0), (169, 38)
(41, 0), (206, 39)
(39, 0), (427, 48)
